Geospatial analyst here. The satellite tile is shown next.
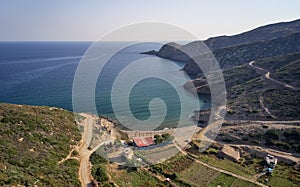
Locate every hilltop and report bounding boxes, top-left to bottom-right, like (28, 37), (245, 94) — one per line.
(0, 103), (81, 186)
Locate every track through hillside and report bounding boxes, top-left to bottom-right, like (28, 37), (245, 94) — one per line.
(249, 61), (300, 90)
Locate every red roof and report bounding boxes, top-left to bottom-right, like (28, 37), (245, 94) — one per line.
(133, 137), (154, 147)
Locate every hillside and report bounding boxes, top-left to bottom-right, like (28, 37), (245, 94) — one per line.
(142, 18), (300, 77)
(0, 103), (81, 186)
(183, 32), (300, 76)
(142, 19), (300, 121)
(190, 52), (300, 121)
(204, 19), (300, 50)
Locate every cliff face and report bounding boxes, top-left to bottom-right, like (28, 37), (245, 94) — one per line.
(156, 42), (191, 62)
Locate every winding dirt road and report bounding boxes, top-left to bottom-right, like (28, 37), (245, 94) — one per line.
(249, 61), (300, 91)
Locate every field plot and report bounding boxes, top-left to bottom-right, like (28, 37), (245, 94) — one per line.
(197, 154), (257, 178)
(208, 173), (258, 187)
(106, 164), (166, 187)
(137, 145), (179, 164)
(178, 162), (220, 186)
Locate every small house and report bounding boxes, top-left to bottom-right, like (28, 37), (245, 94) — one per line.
(133, 137), (155, 147)
(217, 145), (240, 162)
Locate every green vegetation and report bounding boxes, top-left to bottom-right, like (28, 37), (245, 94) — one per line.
(90, 152), (108, 164)
(92, 165), (109, 183)
(196, 154), (257, 178)
(178, 162), (220, 186)
(264, 129), (280, 140)
(109, 169), (167, 187)
(154, 133), (171, 144)
(264, 128), (300, 152)
(89, 153), (114, 187)
(223, 64), (260, 89)
(221, 52), (300, 121)
(189, 142), (300, 187)
(150, 154), (258, 187)
(263, 89), (300, 119)
(256, 52), (300, 88)
(0, 103), (81, 186)
(258, 163), (300, 187)
(208, 173), (258, 187)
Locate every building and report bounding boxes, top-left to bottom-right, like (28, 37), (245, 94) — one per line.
(217, 145), (240, 162)
(265, 154), (277, 174)
(133, 137), (155, 147)
(122, 148), (134, 159)
(265, 154), (278, 166)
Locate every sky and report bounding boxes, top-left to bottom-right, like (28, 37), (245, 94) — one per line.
(0, 0), (299, 41)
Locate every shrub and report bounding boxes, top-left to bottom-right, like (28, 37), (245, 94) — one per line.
(92, 165), (109, 183)
(154, 134), (163, 144)
(264, 129), (279, 140)
(1, 117), (10, 123)
(162, 133), (170, 140)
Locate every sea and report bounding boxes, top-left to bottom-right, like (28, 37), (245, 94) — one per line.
(0, 42), (210, 129)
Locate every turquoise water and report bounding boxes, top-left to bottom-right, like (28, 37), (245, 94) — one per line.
(0, 42), (210, 129)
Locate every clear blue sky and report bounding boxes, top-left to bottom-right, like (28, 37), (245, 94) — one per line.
(1, 0), (299, 41)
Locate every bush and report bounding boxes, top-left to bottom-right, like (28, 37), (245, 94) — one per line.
(92, 165), (109, 183)
(162, 133), (170, 140)
(1, 117), (10, 123)
(227, 110), (235, 115)
(90, 152), (108, 164)
(264, 129), (279, 140)
(283, 129), (300, 141)
(154, 134), (163, 144)
(71, 150), (79, 157)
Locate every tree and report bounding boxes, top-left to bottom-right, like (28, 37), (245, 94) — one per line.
(154, 134), (163, 144)
(162, 133), (170, 140)
(93, 165), (109, 183)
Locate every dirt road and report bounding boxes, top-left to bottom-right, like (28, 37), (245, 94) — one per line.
(173, 141), (268, 187)
(77, 113), (116, 187)
(78, 113), (96, 187)
(249, 61), (300, 90)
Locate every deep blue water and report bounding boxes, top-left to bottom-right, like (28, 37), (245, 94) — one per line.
(0, 42), (210, 129)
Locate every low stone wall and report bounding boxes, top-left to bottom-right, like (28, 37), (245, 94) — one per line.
(120, 129), (174, 139)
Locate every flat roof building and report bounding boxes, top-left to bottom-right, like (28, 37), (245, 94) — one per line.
(133, 137), (155, 147)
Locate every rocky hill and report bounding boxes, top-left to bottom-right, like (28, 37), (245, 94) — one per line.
(184, 32), (300, 76)
(192, 52), (300, 121)
(143, 19), (300, 77)
(205, 18), (300, 50)
(0, 103), (81, 186)
(142, 19), (300, 121)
